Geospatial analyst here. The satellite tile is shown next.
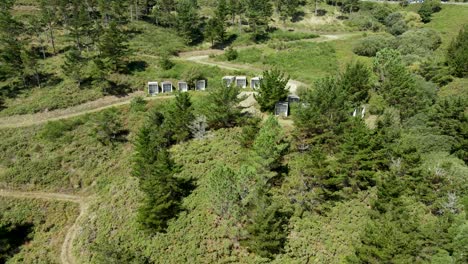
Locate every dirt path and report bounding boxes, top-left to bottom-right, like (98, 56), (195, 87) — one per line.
(0, 189), (88, 264)
(0, 92), (174, 129)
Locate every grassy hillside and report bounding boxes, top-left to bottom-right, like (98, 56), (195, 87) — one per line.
(0, 198), (79, 263)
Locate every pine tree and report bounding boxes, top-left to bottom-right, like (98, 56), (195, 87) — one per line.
(0, 6), (24, 81)
(206, 165), (241, 220)
(446, 25), (468, 78)
(254, 69), (290, 113)
(166, 92), (195, 143)
(373, 48), (429, 120)
(133, 110), (185, 232)
(62, 47), (86, 86)
(137, 149), (183, 232)
(340, 61), (372, 106)
(252, 116), (289, 170)
(20, 48), (42, 88)
(176, 0), (201, 45)
(242, 197), (290, 259)
(151, 0), (176, 27)
(98, 21), (129, 72)
(245, 0), (273, 41)
(335, 118), (377, 197)
(275, 0), (299, 23)
(294, 76), (349, 147)
(204, 84), (246, 129)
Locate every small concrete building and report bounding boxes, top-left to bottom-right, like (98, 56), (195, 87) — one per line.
(178, 81), (188, 92)
(161, 81), (173, 93)
(148, 82), (159, 96)
(236, 76), (247, 88)
(250, 77), (261, 89)
(288, 95), (300, 104)
(275, 101), (289, 117)
(196, 80), (206, 91)
(222, 76), (236, 87)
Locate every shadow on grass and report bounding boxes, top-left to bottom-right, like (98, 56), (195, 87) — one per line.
(0, 222), (34, 263)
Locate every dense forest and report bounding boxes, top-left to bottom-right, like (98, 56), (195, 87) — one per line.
(0, 0), (467, 263)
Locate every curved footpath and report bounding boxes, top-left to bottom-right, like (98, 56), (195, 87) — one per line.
(0, 189), (88, 264)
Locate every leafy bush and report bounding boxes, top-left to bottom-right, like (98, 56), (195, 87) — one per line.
(396, 28), (442, 57)
(39, 119), (82, 141)
(347, 13), (383, 32)
(92, 108), (126, 145)
(160, 53), (175, 70)
(225, 46), (238, 61)
(130, 96), (147, 113)
(353, 34), (395, 57)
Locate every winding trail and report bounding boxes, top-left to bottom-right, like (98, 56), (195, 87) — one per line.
(0, 189), (88, 264)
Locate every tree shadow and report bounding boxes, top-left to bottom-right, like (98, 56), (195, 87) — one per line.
(317, 9), (328, 16)
(291, 11), (306, 22)
(127, 60), (148, 73)
(0, 222), (34, 263)
(212, 34), (239, 50)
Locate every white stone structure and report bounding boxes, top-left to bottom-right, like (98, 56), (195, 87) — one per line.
(178, 81), (188, 92)
(148, 82), (159, 96)
(196, 80), (206, 91)
(250, 77), (261, 89)
(161, 81), (173, 93)
(222, 76), (236, 87)
(236, 76), (247, 88)
(275, 101), (289, 117)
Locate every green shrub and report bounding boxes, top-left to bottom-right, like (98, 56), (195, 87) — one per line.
(368, 92), (387, 115)
(396, 28), (442, 57)
(225, 47), (238, 61)
(347, 13), (383, 32)
(130, 96), (147, 112)
(160, 53), (174, 70)
(353, 34), (395, 57)
(39, 119), (82, 141)
(92, 108), (126, 145)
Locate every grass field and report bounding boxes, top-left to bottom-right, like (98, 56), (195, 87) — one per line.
(405, 4), (468, 55)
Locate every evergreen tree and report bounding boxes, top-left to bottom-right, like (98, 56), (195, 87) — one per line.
(275, 0), (299, 24)
(242, 197), (290, 259)
(294, 76), (349, 147)
(176, 0), (201, 45)
(206, 165), (241, 220)
(340, 61), (372, 106)
(373, 48), (430, 120)
(20, 48), (42, 88)
(92, 107), (125, 145)
(98, 21), (129, 72)
(254, 69), (290, 113)
(62, 47), (86, 86)
(252, 115), (289, 170)
(245, 0), (273, 41)
(446, 25), (468, 78)
(166, 92), (195, 143)
(204, 84), (246, 129)
(133, 110), (185, 232)
(151, 0), (176, 27)
(335, 118), (377, 197)
(0, 6), (24, 81)
(137, 149), (183, 232)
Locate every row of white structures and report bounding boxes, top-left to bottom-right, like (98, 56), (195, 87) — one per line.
(147, 76), (262, 96)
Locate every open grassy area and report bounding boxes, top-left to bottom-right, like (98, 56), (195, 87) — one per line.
(405, 4), (468, 55)
(216, 41), (339, 84)
(0, 197), (79, 264)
